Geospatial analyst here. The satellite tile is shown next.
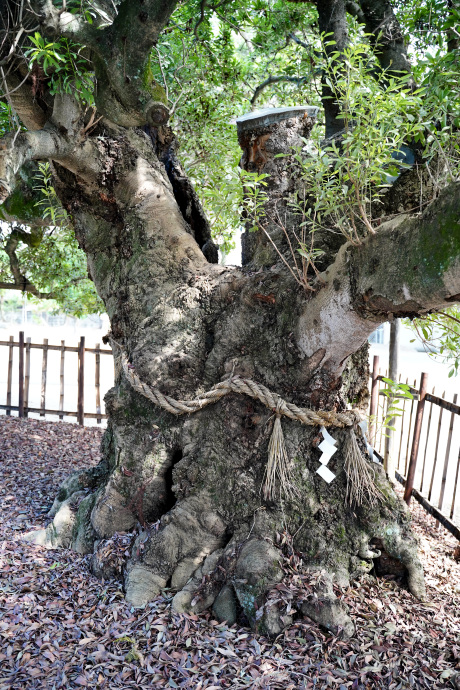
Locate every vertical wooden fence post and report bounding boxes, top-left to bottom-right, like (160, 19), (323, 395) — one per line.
(384, 320), (400, 480)
(437, 392), (458, 523)
(378, 367), (388, 455)
(6, 335), (13, 416)
(428, 391), (446, 502)
(40, 338), (48, 416)
(419, 387), (436, 492)
(404, 378), (417, 476)
(18, 331), (24, 418)
(59, 340), (65, 420)
(450, 445), (460, 520)
(397, 377), (409, 472)
(24, 337), (31, 417)
(369, 355), (379, 445)
(77, 336), (85, 426)
(404, 372), (429, 504)
(95, 342), (101, 424)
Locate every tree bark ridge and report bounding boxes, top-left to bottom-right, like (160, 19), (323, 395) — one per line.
(5, 102), (455, 639)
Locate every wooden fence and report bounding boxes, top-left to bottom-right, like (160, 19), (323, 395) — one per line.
(0, 331), (113, 424)
(2, 335), (459, 538)
(369, 355), (460, 541)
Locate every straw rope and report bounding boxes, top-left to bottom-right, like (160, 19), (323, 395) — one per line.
(121, 355), (358, 429)
(120, 353), (379, 503)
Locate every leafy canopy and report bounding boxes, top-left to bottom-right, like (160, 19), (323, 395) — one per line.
(0, 0), (459, 339)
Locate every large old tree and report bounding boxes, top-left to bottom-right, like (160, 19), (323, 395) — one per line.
(1, 0), (459, 635)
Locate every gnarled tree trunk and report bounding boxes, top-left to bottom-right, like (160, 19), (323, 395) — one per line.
(2, 0), (460, 640)
(13, 106), (460, 638)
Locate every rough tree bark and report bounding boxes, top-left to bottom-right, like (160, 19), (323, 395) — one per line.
(1, 0), (460, 638)
(317, 0), (414, 136)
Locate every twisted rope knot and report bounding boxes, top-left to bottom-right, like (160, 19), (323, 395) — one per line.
(122, 355), (358, 428)
(120, 353), (368, 501)
(274, 399), (286, 418)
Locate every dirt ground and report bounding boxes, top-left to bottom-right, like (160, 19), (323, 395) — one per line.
(0, 415), (459, 689)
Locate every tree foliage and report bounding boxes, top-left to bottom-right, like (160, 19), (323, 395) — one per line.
(0, 0), (459, 330)
(2, 0), (460, 633)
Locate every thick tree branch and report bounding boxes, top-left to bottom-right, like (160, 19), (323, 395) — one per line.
(0, 279), (52, 297)
(2, 69), (48, 130)
(250, 75), (308, 106)
(345, 1), (365, 24)
(296, 182), (460, 373)
(0, 125), (105, 203)
(89, 0), (177, 127)
(356, 0), (414, 82)
(5, 226), (43, 251)
(316, 0), (349, 138)
(1, 226), (52, 299)
(352, 182), (460, 315)
(0, 163), (49, 227)
(109, 0), (177, 57)
(0, 129), (62, 201)
(5, 229), (26, 285)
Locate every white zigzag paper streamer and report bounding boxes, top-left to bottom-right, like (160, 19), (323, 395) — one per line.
(317, 463), (336, 483)
(321, 427), (337, 447)
(318, 439), (336, 465)
(316, 426), (337, 483)
(358, 420), (378, 463)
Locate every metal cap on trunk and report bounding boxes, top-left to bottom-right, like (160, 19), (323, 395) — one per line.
(236, 106), (319, 133)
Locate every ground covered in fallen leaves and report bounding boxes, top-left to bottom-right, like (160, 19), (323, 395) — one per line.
(0, 416), (459, 689)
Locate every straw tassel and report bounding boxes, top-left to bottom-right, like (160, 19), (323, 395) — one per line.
(343, 427), (383, 507)
(118, 347), (382, 506)
(262, 402), (294, 501)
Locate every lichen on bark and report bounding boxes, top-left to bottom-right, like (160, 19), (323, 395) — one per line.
(10, 104), (460, 640)
(4, 0), (460, 640)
